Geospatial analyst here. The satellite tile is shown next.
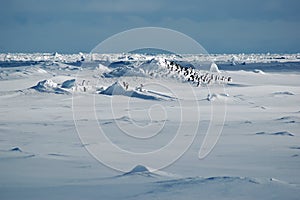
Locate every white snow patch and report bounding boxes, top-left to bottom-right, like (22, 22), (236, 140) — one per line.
(210, 62), (220, 73)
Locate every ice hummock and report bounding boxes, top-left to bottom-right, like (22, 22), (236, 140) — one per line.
(100, 81), (160, 100)
(31, 78), (75, 94)
(210, 63), (220, 73)
(100, 81), (126, 95)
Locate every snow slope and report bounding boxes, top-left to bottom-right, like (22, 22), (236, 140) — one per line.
(0, 53), (300, 200)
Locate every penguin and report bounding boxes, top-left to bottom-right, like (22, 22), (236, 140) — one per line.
(207, 78), (212, 84)
(166, 63), (170, 69)
(184, 68), (188, 76)
(195, 74), (199, 81)
(200, 75), (204, 82)
(138, 83), (144, 92)
(215, 75), (218, 81)
(189, 74), (195, 82)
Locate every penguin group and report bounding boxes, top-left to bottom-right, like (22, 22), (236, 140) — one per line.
(164, 60), (232, 86)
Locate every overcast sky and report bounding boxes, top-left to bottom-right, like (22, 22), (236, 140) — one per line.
(1, 0), (299, 53)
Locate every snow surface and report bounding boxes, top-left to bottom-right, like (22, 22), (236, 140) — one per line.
(0, 53), (300, 200)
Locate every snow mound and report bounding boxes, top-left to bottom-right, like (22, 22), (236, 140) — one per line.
(273, 91), (295, 96)
(121, 165), (155, 177)
(121, 165), (178, 178)
(10, 147), (22, 152)
(100, 81), (126, 95)
(207, 93), (229, 101)
(128, 165), (150, 173)
(276, 116), (299, 123)
(253, 69), (265, 74)
(100, 82), (159, 100)
(256, 131), (294, 137)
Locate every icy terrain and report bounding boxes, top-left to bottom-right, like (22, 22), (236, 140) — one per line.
(0, 53), (300, 199)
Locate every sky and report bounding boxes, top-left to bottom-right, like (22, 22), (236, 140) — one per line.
(0, 0), (300, 54)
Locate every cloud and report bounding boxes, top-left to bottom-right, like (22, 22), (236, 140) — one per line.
(2, 0), (163, 13)
(0, 0), (299, 53)
(157, 17), (300, 53)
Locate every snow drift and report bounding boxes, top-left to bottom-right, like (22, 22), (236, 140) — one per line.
(100, 82), (160, 100)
